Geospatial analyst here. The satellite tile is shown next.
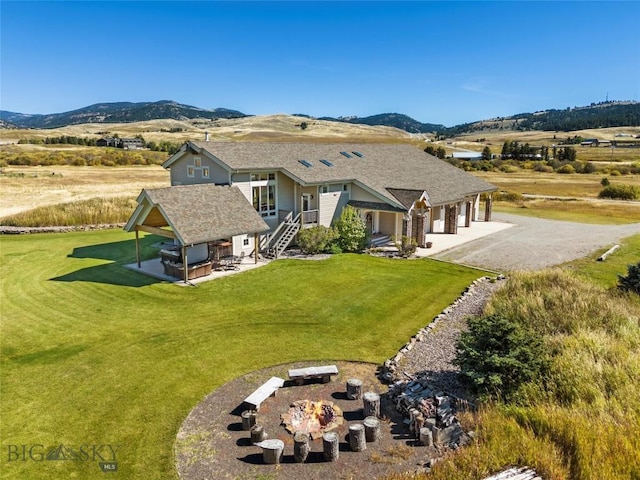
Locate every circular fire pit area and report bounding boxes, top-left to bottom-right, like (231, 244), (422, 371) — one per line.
(176, 361), (470, 480)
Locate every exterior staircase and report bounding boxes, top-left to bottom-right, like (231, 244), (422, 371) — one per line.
(261, 212), (301, 259)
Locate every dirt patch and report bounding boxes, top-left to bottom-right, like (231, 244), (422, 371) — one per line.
(175, 361), (443, 480)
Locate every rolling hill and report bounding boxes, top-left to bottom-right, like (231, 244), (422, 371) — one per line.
(1, 100), (638, 135)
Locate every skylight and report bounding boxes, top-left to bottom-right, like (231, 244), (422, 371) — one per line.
(340, 151), (352, 158)
(298, 159), (312, 168)
(351, 151), (363, 157)
(319, 159), (334, 167)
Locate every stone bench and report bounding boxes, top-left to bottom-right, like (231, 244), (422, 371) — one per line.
(288, 365), (338, 385)
(243, 376), (285, 411)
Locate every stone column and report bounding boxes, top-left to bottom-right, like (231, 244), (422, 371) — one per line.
(415, 215), (427, 247)
(485, 194), (493, 222)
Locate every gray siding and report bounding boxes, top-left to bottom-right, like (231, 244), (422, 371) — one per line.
(277, 173), (295, 213)
(351, 184), (383, 203)
(170, 153), (229, 186)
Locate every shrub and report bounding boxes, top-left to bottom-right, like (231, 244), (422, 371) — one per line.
(499, 165), (519, 173)
(455, 314), (548, 401)
(618, 262), (640, 295)
(601, 177), (610, 187)
(556, 164), (575, 174)
(609, 169), (621, 176)
(392, 235), (417, 257)
(296, 225), (337, 254)
(333, 205), (368, 253)
(494, 191), (524, 203)
(598, 184), (640, 200)
(534, 163), (554, 173)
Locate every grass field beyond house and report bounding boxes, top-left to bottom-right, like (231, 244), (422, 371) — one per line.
(0, 229), (486, 479)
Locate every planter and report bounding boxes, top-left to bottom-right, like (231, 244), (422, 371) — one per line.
(426, 242), (433, 249)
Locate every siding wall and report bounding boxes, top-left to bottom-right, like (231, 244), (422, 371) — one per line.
(350, 184), (382, 203)
(232, 172), (252, 203)
(319, 191), (348, 226)
(277, 173), (295, 213)
(170, 153), (228, 186)
(378, 212), (397, 235)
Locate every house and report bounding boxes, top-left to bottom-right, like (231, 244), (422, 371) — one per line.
(126, 141), (497, 270)
(97, 137), (145, 149)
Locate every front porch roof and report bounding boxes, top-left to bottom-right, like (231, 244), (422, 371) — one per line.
(124, 184), (269, 246)
(346, 200), (406, 213)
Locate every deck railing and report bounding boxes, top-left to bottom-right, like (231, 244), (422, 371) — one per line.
(301, 209), (318, 225)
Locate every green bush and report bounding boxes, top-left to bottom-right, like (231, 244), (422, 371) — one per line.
(618, 262), (640, 295)
(598, 184), (640, 200)
(333, 205), (368, 253)
(296, 225), (337, 254)
(455, 314), (548, 401)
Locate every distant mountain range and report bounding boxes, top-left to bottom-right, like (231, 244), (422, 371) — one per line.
(1, 100), (638, 134)
(0, 100), (246, 129)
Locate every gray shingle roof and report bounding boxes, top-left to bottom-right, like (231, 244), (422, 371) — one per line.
(171, 141), (496, 208)
(126, 184), (269, 245)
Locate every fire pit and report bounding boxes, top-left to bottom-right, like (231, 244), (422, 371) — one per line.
(281, 400), (344, 440)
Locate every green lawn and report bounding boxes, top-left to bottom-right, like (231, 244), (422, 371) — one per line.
(0, 230), (487, 479)
(562, 233), (640, 289)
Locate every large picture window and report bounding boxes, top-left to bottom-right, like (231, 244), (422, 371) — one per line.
(251, 172), (277, 217)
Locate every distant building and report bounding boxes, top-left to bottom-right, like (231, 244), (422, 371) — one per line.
(97, 137), (145, 149)
(452, 151), (483, 160)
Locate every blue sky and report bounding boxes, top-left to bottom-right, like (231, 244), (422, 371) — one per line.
(1, 1), (639, 126)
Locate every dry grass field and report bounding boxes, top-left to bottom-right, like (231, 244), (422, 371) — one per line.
(444, 126), (640, 162)
(0, 165), (168, 218)
(0, 114), (420, 145)
(1, 117), (638, 224)
(474, 170), (640, 197)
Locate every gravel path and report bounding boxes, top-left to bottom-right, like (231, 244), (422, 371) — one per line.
(394, 213), (639, 397)
(433, 212), (640, 271)
(392, 277), (505, 398)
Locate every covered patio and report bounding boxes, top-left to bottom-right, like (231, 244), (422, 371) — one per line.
(124, 184), (270, 284)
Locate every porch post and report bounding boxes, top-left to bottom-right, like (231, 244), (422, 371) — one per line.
(485, 194), (493, 222)
(182, 245), (188, 283)
(465, 201), (472, 227)
(254, 233), (259, 264)
(402, 214), (412, 239)
(135, 229), (141, 268)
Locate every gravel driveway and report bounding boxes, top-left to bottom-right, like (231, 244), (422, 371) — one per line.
(433, 212), (640, 272)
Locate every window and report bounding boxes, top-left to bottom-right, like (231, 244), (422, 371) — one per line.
(243, 236), (250, 247)
(187, 165), (195, 177)
(202, 167), (209, 179)
(343, 184), (348, 191)
(250, 172), (277, 217)
(299, 160), (312, 168)
(340, 151), (353, 158)
(251, 173), (276, 181)
(319, 159), (333, 167)
(193, 157), (202, 167)
(320, 185), (328, 194)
